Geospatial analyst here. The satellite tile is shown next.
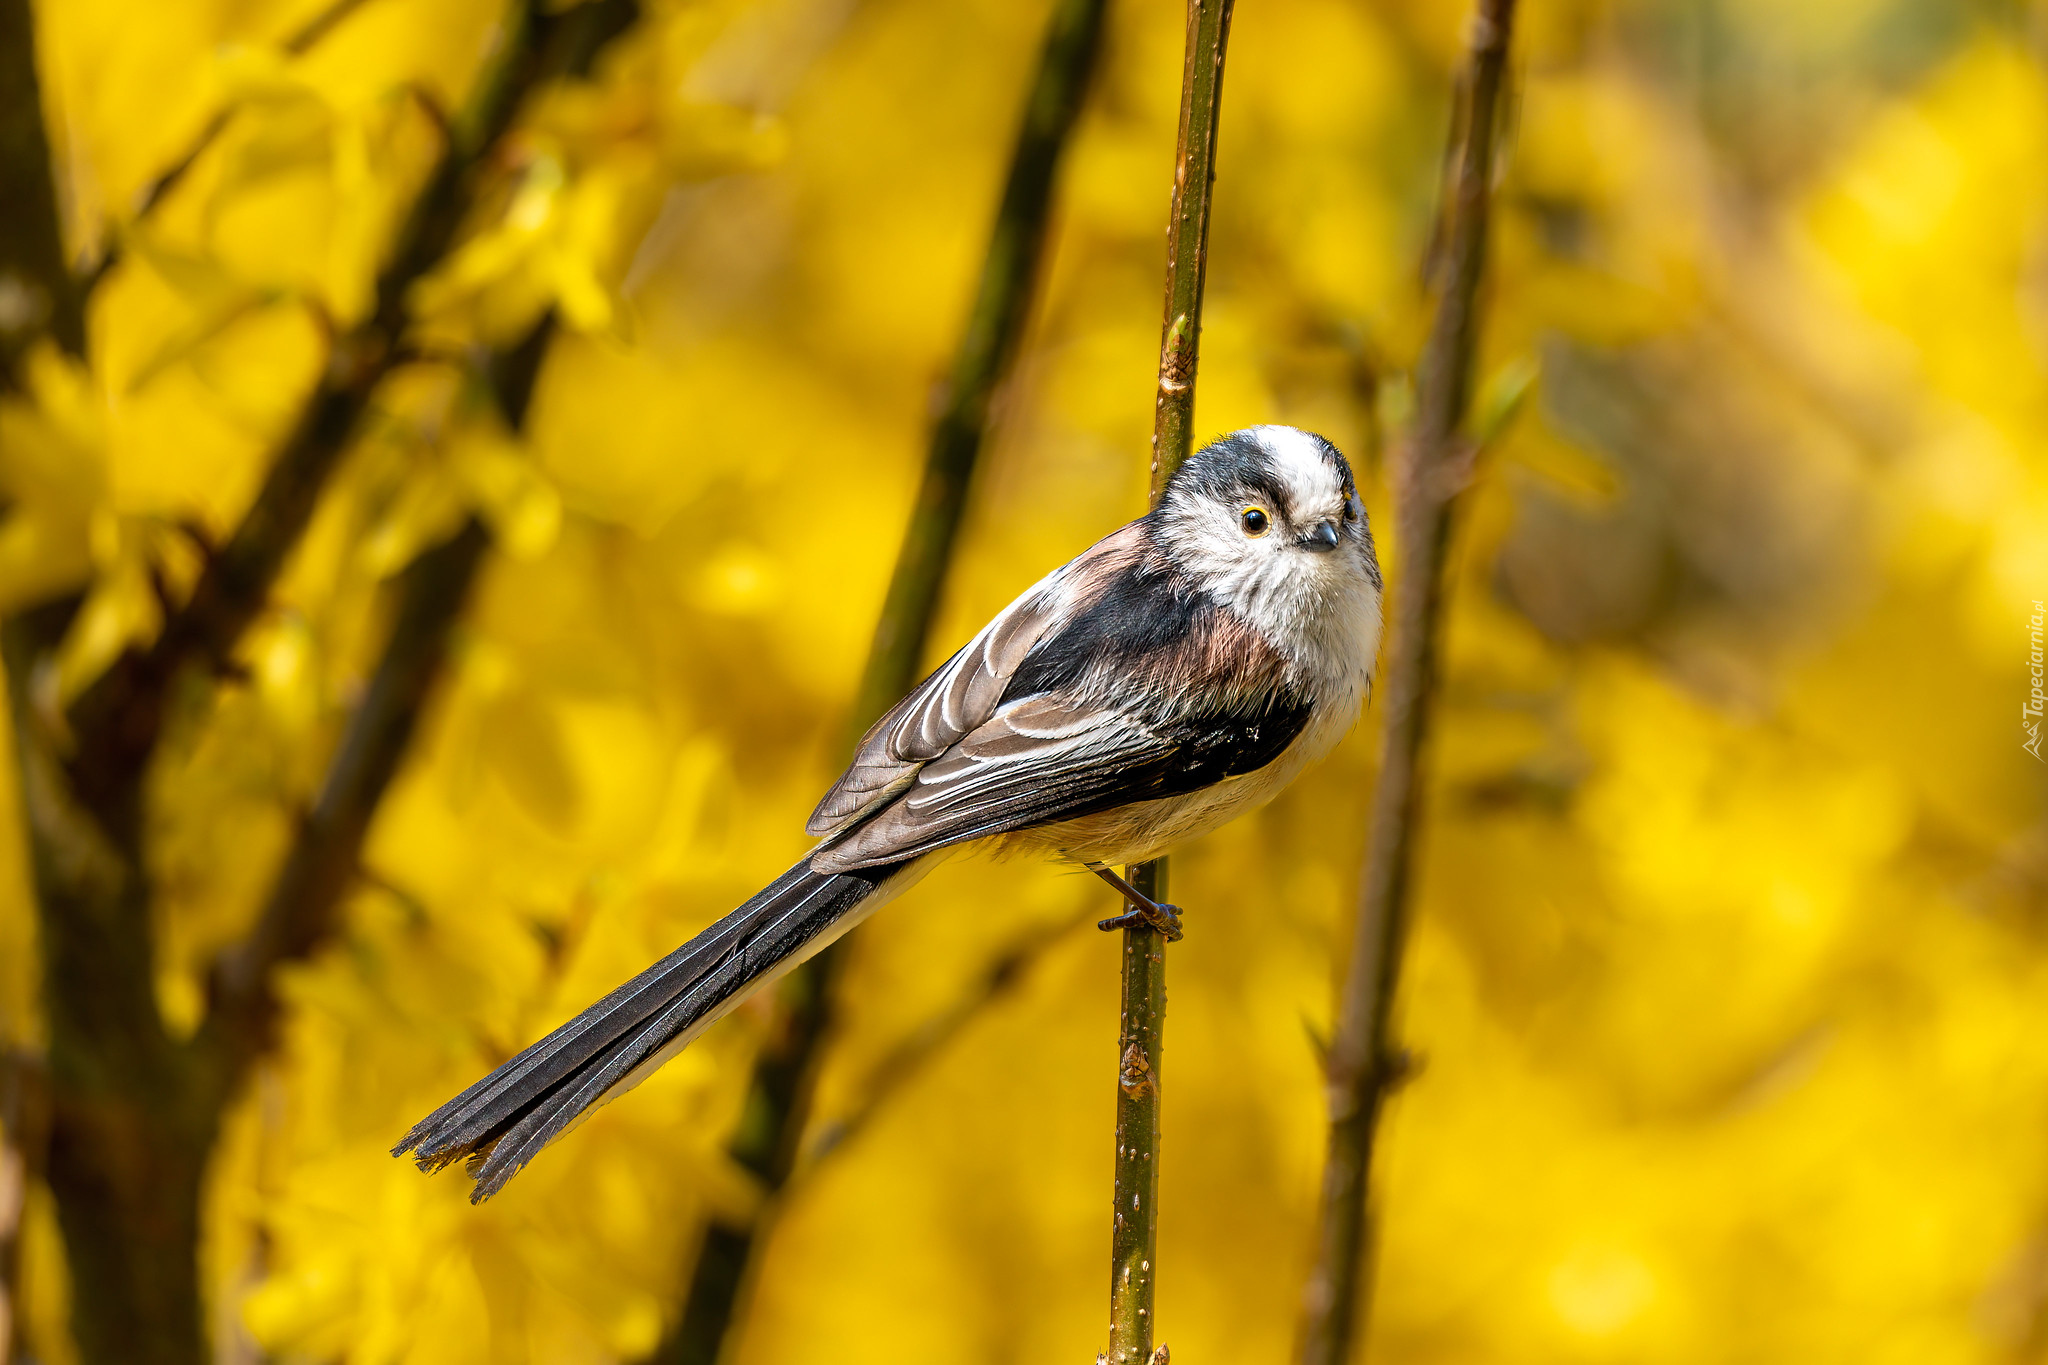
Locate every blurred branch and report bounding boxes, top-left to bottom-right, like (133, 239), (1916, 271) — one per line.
(209, 317), (556, 1074)
(0, 0), (86, 379)
(80, 0), (382, 291)
(281, 0), (380, 54)
(63, 0), (635, 829)
(0, 1048), (50, 1365)
(657, 1), (1111, 1359)
(0, 0), (636, 1356)
(206, 518), (490, 1058)
(1296, 4), (1518, 1363)
(797, 906), (1093, 1172)
(1106, 2), (1234, 1363)
(844, 0), (1108, 733)
(1, 0), (118, 1350)
(0, 592), (190, 1365)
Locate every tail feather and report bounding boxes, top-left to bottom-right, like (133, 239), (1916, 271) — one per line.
(394, 853), (915, 1201)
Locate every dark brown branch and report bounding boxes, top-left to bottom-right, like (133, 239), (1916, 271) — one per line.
(1296, 4), (1518, 1363)
(1, 593), (198, 1365)
(0, 0), (634, 1355)
(208, 312), (554, 1068)
(64, 0), (634, 835)
(655, 3), (1110, 1361)
(0, 3), (161, 1347)
(0, 0), (86, 377)
(0, 1048), (50, 1365)
(205, 517), (489, 1057)
(1106, 3), (1234, 1363)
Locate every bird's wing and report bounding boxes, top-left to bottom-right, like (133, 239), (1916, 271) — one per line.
(806, 522), (1148, 836)
(811, 687), (1312, 871)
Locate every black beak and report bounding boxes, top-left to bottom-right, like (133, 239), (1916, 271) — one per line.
(1301, 520), (1340, 553)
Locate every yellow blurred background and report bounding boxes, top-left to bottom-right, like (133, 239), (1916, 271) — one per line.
(3, 0), (2047, 1360)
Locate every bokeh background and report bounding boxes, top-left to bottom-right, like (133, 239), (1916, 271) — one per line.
(3, 0), (2047, 1360)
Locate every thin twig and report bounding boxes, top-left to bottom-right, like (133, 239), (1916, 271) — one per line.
(280, 0), (380, 56)
(798, 907), (1093, 1172)
(657, 2), (1110, 1360)
(1105, 856), (1168, 1365)
(1106, 3), (1234, 1362)
(211, 313), (555, 1085)
(206, 520), (489, 1054)
(80, 0), (382, 292)
(1296, 4), (1518, 1363)
(63, 0), (633, 829)
(1145, 0), (1234, 494)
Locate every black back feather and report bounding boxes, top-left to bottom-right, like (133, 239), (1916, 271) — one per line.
(1000, 552), (1207, 702)
(846, 694), (1313, 865)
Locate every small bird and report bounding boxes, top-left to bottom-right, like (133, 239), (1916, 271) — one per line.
(396, 425), (1383, 1199)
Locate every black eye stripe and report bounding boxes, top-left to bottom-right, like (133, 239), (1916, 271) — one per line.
(1241, 474), (1290, 515)
(1161, 429), (1359, 520)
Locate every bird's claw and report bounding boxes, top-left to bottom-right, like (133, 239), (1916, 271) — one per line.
(1083, 861), (1186, 941)
(1097, 901), (1183, 942)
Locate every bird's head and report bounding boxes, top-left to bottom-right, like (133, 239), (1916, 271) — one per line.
(1156, 426), (1383, 640)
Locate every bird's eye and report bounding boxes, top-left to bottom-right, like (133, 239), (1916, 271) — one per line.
(1241, 506), (1270, 537)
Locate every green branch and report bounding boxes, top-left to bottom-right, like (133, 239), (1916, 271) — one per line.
(658, 1), (1112, 1359)
(1104, 3), (1234, 1364)
(1146, 0), (1234, 494)
(1296, 4), (1518, 1362)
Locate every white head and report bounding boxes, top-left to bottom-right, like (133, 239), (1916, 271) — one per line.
(1155, 425), (1383, 684)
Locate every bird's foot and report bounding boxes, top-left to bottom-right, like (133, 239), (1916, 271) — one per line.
(1086, 863), (1185, 942)
(1097, 901), (1184, 941)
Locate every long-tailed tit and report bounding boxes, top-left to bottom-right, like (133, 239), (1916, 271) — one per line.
(397, 425), (1383, 1199)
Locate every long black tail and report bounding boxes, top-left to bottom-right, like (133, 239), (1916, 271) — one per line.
(394, 852), (916, 1201)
